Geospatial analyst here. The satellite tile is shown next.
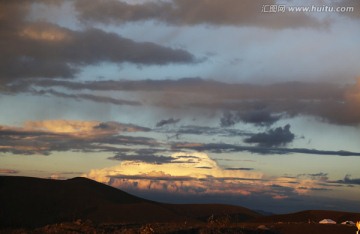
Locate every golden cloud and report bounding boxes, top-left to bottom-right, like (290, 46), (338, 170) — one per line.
(84, 151), (328, 198)
(84, 152), (263, 183)
(24, 120), (99, 134)
(0, 120), (152, 155)
(23, 119), (148, 137)
(19, 24), (71, 42)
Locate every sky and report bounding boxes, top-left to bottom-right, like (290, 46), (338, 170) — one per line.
(0, 0), (360, 214)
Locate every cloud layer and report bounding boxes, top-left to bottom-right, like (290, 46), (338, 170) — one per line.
(84, 151), (343, 202)
(75, 0), (325, 28)
(19, 78), (360, 125)
(0, 120), (153, 155)
(172, 142), (360, 157)
(0, 1), (195, 83)
(244, 124), (295, 147)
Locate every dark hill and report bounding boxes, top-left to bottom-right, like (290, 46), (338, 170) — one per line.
(0, 176), (260, 228)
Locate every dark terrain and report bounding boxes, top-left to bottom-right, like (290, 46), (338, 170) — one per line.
(0, 176), (359, 234)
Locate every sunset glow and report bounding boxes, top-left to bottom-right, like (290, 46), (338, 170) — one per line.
(1, 0), (359, 214)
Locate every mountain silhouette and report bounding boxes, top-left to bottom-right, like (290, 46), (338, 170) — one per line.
(0, 176), (260, 228)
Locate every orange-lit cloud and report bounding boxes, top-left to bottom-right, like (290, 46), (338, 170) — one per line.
(84, 152), (266, 196)
(84, 151), (328, 198)
(23, 120), (149, 137)
(20, 23), (71, 42)
(85, 152), (263, 183)
(24, 120), (98, 134)
(269, 177), (320, 195)
(0, 169), (19, 174)
(345, 78), (360, 104)
(0, 120), (153, 155)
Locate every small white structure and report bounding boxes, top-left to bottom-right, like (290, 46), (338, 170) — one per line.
(319, 219), (336, 224)
(341, 221), (355, 225)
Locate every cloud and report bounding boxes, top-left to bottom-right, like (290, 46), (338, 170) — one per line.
(295, 173), (360, 188)
(1, 25), (195, 81)
(220, 110), (281, 127)
(0, 169), (19, 174)
(109, 149), (173, 164)
(307, 173), (329, 182)
(19, 22), (72, 42)
(23, 119), (150, 134)
(74, 0), (325, 28)
(238, 110), (282, 126)
(24, 119), (100, 134)
(0, 120), (154, 155)
(85, 151), (262, 182)
(336, 174), (360, 185)
(33, 89), (142, 106)
(225, 168), (254, 171)
(84, 151), (332, 201)
(0, 2), (195, 83)
(220, 111), (237, 127)
(93, 121), (150, 132)
(23, 78), (360, 125)
(244, 124), (295, 147)
(172, 142), (360, 157)
(111, 155), (173, 164)
(158, 125), (251, 138)
(155, 118), (181, 127)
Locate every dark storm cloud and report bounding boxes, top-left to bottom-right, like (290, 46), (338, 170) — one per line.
(336, 175), (360, 185)
(0, 2), (195, 83)
(244, 124), (295, 147)
(172, 142), (360, 157)
(220, 111), (237, 127)
(156, 118), (181, 127)
(239, 110), (281, 126)
(74, 0), (325, 28)
(220, 110), (281, 127)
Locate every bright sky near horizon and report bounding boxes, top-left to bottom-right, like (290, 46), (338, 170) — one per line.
(1, 0), (360, 213)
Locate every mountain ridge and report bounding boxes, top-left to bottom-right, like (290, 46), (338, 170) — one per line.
(0, 176), (260, 228)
